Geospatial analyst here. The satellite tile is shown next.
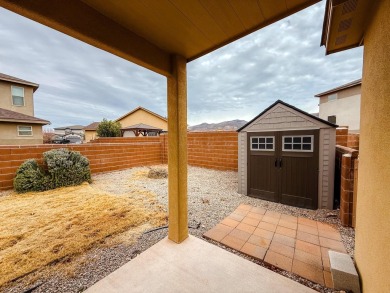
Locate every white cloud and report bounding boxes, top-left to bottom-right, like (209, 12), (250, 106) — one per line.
(0, 2), (362, 128)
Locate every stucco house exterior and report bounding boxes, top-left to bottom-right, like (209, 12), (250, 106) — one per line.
(0, 73), (50, 145)
(84, 121), (100, 142)
(116, 106), (167, 137)
(315, 79), (361, 132)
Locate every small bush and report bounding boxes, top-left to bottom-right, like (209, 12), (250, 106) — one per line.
(96, 118), (121, 137)
(44, 148), (92, 189)
(14, 149), (91, 193)
(14, 159), (47, 193)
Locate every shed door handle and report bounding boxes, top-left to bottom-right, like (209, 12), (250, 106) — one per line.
(274, 158), (278, 168)
(279, 158), (283, 168)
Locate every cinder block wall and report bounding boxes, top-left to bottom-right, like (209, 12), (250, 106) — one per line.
(336, 127), (360, 150)
(0, 141), (161, 190)
(0, 132), (238, 191)
(336, 146), (359, 226)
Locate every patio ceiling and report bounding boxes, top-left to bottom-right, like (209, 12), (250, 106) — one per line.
(0, 0), (320, 76)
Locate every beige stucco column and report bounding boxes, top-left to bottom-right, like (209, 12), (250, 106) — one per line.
(355, 0), (390, 291)
(167, 55), (188, 243)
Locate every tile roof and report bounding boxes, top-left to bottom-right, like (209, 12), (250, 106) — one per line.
(0, 73), (39, 92)
(121, 123), (162, 130)
(53, 124), (85, 130)
(84, 122), (100, 130)
(0, 107), (50, 125)
(315, 79), (361, 97)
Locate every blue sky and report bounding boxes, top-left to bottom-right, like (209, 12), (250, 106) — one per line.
(0, 2), (363, 128)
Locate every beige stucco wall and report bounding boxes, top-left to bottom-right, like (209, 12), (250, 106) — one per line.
(117, 109), (167, 130)
(319, 85), (361, 131)
(0, 122), (43, 145)
(84, 130), (97, 142)
(0, 81), (35, 116)
(355, 1), (390, 291)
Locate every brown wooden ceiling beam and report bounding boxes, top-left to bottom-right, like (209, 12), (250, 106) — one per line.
(0, 0), (172, 76)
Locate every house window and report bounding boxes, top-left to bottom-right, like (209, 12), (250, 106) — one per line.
(283, 135), (313, 152)
(328, 115), (337, 124)
(251, 136), (274, 151)
(328, 93), (337, 101)
(18, 126), (33, 136)
(12, 86), (25, 106)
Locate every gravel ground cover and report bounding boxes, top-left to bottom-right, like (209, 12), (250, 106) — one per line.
(0, 165), (353, 293)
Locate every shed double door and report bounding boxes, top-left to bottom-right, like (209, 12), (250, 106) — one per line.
(248, 130), (319, 209)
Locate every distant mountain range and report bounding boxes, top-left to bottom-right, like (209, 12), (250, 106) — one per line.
(188, 119), (247, 132)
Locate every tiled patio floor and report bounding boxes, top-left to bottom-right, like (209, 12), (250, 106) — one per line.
(203, 204), (348, 288)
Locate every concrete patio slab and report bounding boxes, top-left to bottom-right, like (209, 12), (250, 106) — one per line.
(204, 204), (348, 288)
(86, 235), (316, 293)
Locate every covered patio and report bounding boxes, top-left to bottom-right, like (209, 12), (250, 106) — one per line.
(1, 0), (388, 292)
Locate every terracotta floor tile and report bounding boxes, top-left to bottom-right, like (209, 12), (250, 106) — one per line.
(292, 259), (324, 286)
(264, 251), (293, 272)
(276, 226), (296, 238)
(221, 235), (246, 251)
(247, 234), (271, 249)
(294, 249), (323, 269)
(317, 222), (338, 232)
(236, 222), (256, 234)
(295, 240), (321, 257)
(269, 240), (294, 258)
(203, 224), (233, 242)
(273, 233), (296, 248)
(278, 219), (297, 230)
(296, 230), (320, 245)
(321, 247), (330, 259)
(262, 215), (280, 225)
(240, 242), (267, 260)
(253, 228), (274, 240)
(280, 214), (298, 223)
(318, 229), (342, 241)
(297, 223), (319, 236)
(229, 213), (245, 222)
(237, 204), (253, 211)
(234, 209), (249, 216)
(250, 206), (266, 215)
(323, 270), (334, 288)
(322, 256), (331, 272)
(221, 217), (240, 228)
(319, 237), (347, 253)
(246, 212), (263, 221)
(258, 221), (277, 232)
(229, 228), (251, 242)
(242, 216), (260, 227)
(265, 210), (282, 219)
(298, 217), (318, 228)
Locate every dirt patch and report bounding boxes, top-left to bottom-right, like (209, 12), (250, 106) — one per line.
(0, 183), (167, 287)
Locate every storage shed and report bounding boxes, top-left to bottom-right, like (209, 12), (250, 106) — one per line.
(237, 100), (337, 210)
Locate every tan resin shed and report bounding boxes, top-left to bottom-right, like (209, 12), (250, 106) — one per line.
(238, 100), (337, 210)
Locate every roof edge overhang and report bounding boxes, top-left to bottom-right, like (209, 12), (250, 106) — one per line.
(115, 107), (167, 123)
(320, 0), (375, 55)
(0, 76), (39, 92)
(0, 118), (50, 125)
(314, 78), (361, 97)
(237, 100), (338, 132)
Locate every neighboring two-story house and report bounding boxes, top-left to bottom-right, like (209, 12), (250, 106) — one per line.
(315, 79), (361, 132)
(0, 73), (50, 145)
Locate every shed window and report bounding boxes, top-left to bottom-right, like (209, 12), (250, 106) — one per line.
(18, 126), (33, 136)
(283, 135), (313, 152)
(251, 136), (274, 151)
(12, 86), (25, 106)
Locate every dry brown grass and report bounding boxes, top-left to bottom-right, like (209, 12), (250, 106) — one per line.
(0, 183), (167, 286)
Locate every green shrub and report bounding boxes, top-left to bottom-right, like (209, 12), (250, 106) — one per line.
(14, 159), (47, 193)
(96, 118), (122, 137)
(13, 149), (91, 193)
(44, 148), (91, 188)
